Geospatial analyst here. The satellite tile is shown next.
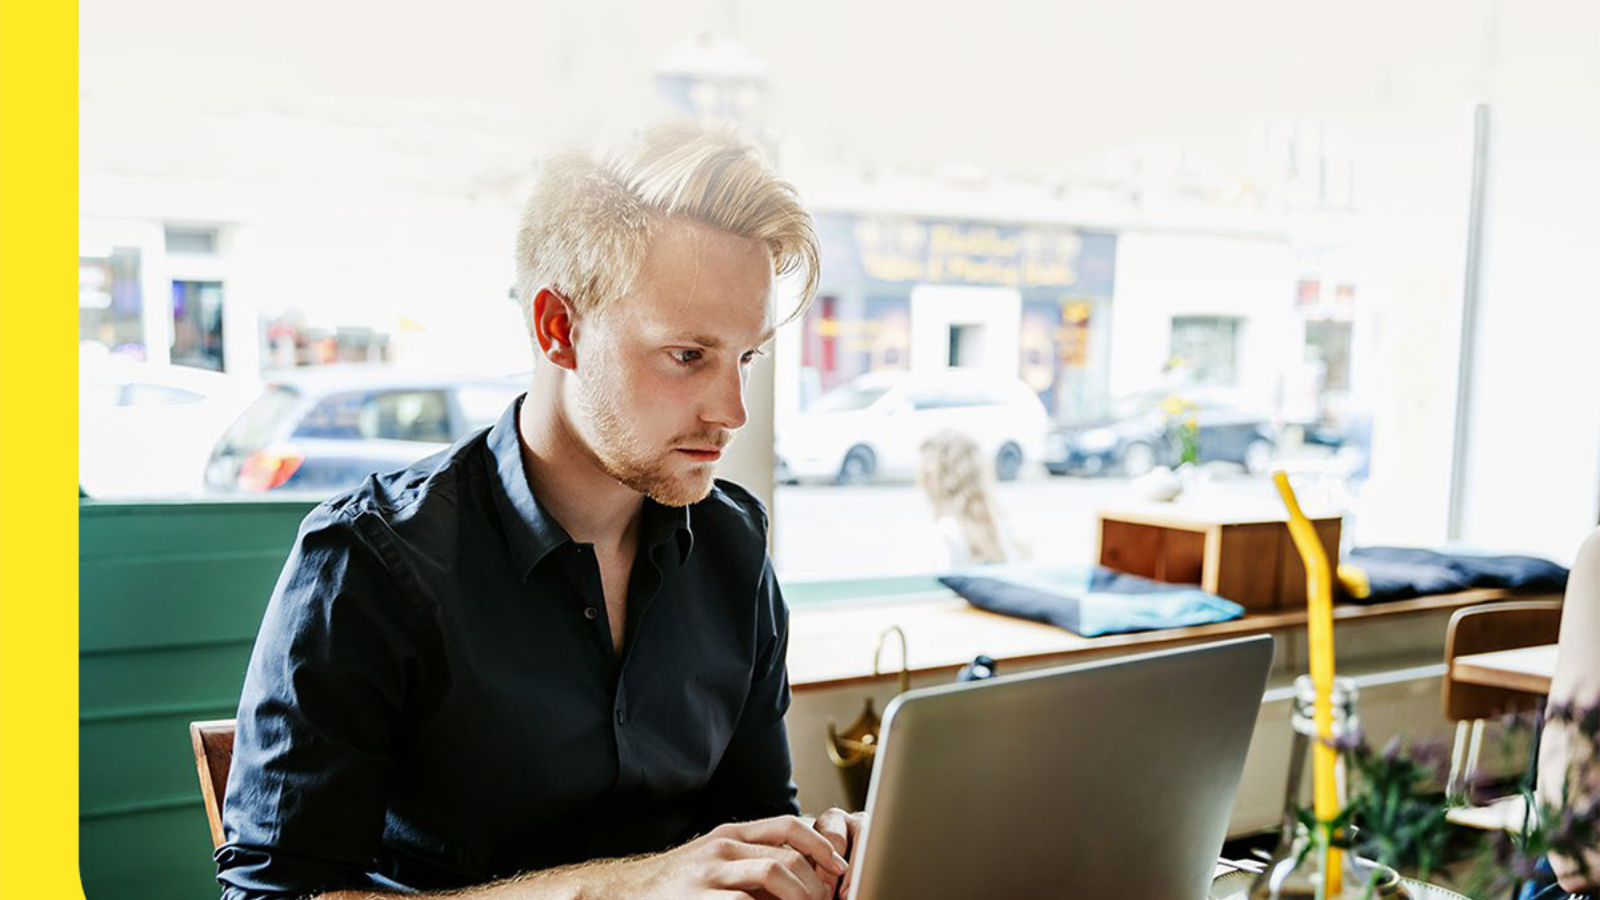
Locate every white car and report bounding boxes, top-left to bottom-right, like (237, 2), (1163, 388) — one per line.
(776, 370), (1049, 484)
(79, 357), (258, 498)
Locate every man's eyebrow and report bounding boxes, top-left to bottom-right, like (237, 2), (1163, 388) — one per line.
(670, 328), (778, 349)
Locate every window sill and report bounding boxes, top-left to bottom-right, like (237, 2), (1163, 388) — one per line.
(787, 585), (1552, 692)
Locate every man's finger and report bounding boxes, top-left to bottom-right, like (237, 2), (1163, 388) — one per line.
(812, 808), (850, 858)
(723, 838), (833, 895)
(728, 816), (848, 876)
(837, 812), (866, 898)
(715, 853), (828, 900)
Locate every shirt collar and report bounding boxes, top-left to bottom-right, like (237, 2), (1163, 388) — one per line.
(487, 396), (571, 579)
(643, 496), (695, 565)
(486, 395), (696, 579)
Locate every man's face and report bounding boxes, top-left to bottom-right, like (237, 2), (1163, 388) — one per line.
(568, 218), (775, 507)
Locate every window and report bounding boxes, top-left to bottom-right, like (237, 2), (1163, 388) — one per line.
(1304, 319), (1353, 395)
(1168, 316), (1242, 388)
(947, 323), (988, 367)
(361, 391), (452, 444)
(79, 249), (144, 358)
(292, 393), (365, 441)
(79, 4), (1594, 568)
(121, 383), (204, 406)
(289, 390), (452, 444)
(217, 388), (300, 455)
(164, 226), (219, 256)
(170, 280), (225, 372)
(809, 383), (891, 414)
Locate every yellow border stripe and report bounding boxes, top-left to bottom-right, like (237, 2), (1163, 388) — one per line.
(0, 0), (81, 896)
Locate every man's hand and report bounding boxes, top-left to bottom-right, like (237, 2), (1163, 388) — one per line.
(315, 815), (856, 900)
(600, 815), (849, 900)
(811, 808), (868, 899)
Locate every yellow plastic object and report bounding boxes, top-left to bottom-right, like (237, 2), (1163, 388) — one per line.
(1272, 471), (1344, 894)
(1337, 563), (1371, 601)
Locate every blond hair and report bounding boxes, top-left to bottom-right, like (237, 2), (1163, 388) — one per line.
(514, 121), (819, 325)
(917, 430), (1020, 565)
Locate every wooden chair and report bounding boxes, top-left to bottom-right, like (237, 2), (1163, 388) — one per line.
(190, 719), (237, 849)
(1442, 600), (1563, 831)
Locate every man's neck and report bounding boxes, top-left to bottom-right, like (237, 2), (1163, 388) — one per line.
(516, 374), (645, 552)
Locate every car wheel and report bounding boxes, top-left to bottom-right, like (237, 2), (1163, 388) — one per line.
(1243, 438), (1274, 475)
(1120, 441), (1157, 478)
(995, 442), (1024, 482)
(836, 445), (877, 485)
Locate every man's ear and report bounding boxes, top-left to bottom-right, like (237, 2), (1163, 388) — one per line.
(531, 287), (579, 371)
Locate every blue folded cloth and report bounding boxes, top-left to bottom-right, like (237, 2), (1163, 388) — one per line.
(939, 562), (1245, 638)
(1346, 546), (1569, 604)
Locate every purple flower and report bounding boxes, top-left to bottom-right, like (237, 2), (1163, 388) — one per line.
(1572, 794), (1600, 827)
(1501, 708), (1539, 732)
(1407, 738), (1452, 780)
(1578, 703), (1600, 739)
(1322, 726), (1368, 754)
(1465, 769), (1506, 808)
(1510, 854), (1541, 879)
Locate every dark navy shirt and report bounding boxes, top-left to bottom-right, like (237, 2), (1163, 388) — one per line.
(216, 397), (799, 900)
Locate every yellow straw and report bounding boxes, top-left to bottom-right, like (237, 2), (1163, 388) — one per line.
(1273, 471), (1343, 894)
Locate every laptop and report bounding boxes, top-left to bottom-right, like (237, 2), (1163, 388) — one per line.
(845, 635), (1274, 900)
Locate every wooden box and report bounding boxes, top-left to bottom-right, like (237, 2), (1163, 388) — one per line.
(1095, 502), (1342, 613)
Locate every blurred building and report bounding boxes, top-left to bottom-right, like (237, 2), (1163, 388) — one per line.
(777, 120), (1363, 430)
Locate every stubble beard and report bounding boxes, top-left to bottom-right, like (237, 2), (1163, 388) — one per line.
(573, 371), (726, 508)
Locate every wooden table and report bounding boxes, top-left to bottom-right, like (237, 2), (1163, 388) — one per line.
(1450, 643), (1559, 695)
(1210, 869), (1470, 899)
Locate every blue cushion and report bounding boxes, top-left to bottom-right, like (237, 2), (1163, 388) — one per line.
(1346, 546), (1569, 603)
(939, 562), (1245, 638)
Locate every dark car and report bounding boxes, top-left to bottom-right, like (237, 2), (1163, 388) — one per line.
(1044, 389), (1277, 477)
(204, 366), (525, 494)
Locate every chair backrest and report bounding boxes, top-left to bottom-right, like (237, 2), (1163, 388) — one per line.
(190, 719), (237, 849)
(1443, 600), (1564, 722)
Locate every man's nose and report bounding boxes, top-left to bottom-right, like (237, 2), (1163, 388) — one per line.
(703, 363), (748, 431)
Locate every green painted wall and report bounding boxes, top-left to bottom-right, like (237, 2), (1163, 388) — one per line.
(80, 500), (314, 900)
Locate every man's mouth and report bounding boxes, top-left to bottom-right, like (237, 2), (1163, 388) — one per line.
(675, 447), (723, 462)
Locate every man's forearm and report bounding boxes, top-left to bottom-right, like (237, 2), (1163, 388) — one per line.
(310, 856), (626, 900)
(300, 812), (850, 900)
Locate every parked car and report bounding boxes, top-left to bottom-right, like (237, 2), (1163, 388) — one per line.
(1044, 389), (1277, 477)
(204, 367), (525, 494)
(776, 369), (1049, 485)
(79, 356), (258, 498)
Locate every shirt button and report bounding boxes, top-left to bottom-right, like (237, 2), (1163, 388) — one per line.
(615, 708), (627, 725)
(583, 607), (598, 620)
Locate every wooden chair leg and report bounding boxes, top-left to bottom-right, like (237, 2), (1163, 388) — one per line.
(1465, 719), (1485, 796)
(1447, 720), (1471, 803)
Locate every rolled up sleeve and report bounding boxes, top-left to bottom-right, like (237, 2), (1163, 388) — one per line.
(216, 507), (420, 900)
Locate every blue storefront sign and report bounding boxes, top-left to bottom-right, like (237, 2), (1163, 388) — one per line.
(815, 213), (1117, 297)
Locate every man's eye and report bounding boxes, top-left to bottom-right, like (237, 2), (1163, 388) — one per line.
(741, 349), (765, 365)
(671, 349), (704, 366)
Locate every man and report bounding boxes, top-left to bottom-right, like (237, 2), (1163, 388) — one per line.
(217, 122), (865, 900)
